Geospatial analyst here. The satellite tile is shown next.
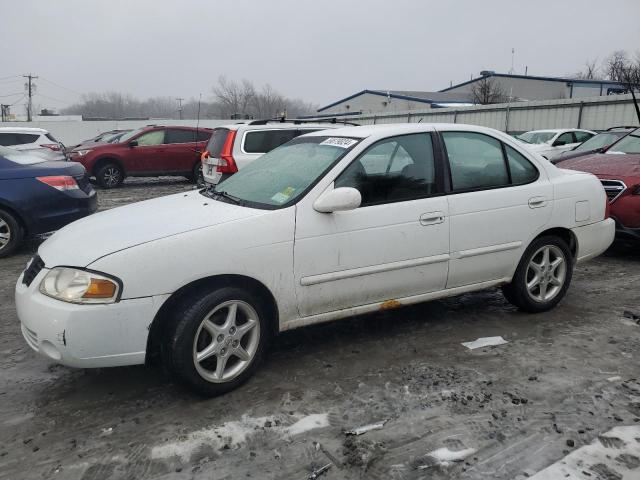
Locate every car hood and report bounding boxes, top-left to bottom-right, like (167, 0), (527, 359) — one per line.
(559, 153), (640, 177)
(39, 190), (265, 267)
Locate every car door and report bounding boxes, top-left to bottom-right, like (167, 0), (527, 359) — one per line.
(129, 129), (167, 173)
(441, 130), (552, 288)
(165, 128), (200, 173)
(293, 132), (450, 317)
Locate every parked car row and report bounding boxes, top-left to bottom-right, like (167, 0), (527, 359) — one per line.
(14, 122), (616, 396)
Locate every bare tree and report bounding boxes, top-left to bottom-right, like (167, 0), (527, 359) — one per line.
(574, 59), (600, 79)
(213, 76), (257, 119)
(471, 77), (507, 104)
(604, 50), (640, 123)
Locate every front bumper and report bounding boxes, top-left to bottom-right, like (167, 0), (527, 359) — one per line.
(15, 266), (169, 368)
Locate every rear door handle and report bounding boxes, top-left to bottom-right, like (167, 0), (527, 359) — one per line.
(420, 211), (445, 226)
(528, 197), (547, 208)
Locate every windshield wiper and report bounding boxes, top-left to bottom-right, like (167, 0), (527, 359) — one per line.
(209, 189), (244, 205)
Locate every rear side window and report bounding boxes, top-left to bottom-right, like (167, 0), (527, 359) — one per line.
(206, 128), (231, 157)
(0, 133), (19, 146)
(166, 128), (197, 144)
(197, 130), (212, 141)
(555, 132), (576, 146)
(505, 145), (538, 184)
(442, 132), (509, 190)
(243, 130), (298, 154)
(574, 131), (593, 143)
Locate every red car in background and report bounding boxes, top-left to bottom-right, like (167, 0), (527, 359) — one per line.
(69, 125), (212, 188)
(558, 129), (640, 241)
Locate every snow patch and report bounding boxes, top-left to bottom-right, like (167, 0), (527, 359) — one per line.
(529, 425), (640, 480)
(151, 413), (329, 461)
(425, 447), (477, 467)
(461, 336), (508, 350)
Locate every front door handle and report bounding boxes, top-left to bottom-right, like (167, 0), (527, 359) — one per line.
(420, 211), (445, 226)
(528, 196), (547, 208)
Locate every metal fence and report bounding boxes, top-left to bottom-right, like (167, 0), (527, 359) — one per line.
(318, 94), (639, 132)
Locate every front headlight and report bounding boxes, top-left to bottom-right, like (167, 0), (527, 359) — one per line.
(39, 267), (121, 304)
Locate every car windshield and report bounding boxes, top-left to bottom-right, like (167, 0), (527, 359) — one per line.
(118, 128), (146, 143)
(607, 131), (640, 154)
(206, 135), (359, 209)
(517, 131), (557, 144)
(574, 132), (624, 152)
(0, 146), (45, 165)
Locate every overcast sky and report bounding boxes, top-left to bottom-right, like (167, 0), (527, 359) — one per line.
(2, 0), (639, 110)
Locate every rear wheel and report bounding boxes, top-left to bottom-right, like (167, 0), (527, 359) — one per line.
(95, 162), (124, 188)
(164, 287), (270, 396)
(0, 209), (23, 258)
(502, 236), (573, 313)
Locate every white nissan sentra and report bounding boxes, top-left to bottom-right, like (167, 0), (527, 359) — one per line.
(16, 123), (614, 396)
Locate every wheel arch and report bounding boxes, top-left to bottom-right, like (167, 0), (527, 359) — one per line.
(0, 200), (28, 236)
(145, 274), (279, 365)
(532, 227), (577, 260)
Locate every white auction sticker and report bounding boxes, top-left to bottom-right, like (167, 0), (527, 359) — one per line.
(319, 137), (358, 149)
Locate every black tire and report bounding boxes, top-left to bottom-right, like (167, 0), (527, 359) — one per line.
(502, 235), (573, 313)
(95, 162), (124, 188)
(191, 162), (204, 186)
(164, 286), (271, 397)
(0, 209), (23, 258)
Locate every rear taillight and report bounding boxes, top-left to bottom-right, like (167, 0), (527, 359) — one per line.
(200, 150), (210, 164)
(216, 130), (238, 174)
(41, 143), (61, 151)
(36, 176), (79, 191)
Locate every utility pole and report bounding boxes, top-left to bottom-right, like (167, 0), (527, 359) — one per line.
(23, 73), (38, 122)
(176, 97), (184, 120)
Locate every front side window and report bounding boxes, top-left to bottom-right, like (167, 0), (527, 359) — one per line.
(608, 132), (640, 154)
(136, 130), (165, 146)
(335, 133), (436, 206)
(442, 132), (509, 190)
(517, 131), (556, 144)
(210, 136), (358, 208)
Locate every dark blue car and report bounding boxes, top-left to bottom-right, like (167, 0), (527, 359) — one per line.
(0, 146), (97, 257)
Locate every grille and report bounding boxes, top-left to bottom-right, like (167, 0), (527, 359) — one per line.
(22, 255), (44, 287)
(21, 323), (39, 351)
(600, 179), (627, 203)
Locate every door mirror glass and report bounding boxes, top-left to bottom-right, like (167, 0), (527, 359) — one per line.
(313, 187), (361, 213)
(553, 139), (565, 146)
(129, 140), (138, 147)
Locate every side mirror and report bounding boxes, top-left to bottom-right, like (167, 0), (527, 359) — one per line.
(553, 140), (565, 147)
(129, 140), (138, 148)
(313, 187), (361, 213)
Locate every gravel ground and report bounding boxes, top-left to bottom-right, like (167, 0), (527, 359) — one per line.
(1, 177), (640, 480)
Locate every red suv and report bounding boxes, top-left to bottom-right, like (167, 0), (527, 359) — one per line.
(558, 129), (640, 241)
(69, 125), (212, 188)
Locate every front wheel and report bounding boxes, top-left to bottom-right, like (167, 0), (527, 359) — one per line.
(95, 163), (124, 188)
(502, 236), (573, 313)
(0, 209), (23, 258)
(165, 287), (270, 396)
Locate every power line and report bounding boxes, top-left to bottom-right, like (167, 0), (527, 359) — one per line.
(36, 92), (71, 104)
(0, 92), (22, 97)
(38, 76), (83, 96)
(0, 75), (20, 81)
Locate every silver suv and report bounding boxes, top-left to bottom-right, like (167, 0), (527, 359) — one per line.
(201, 119), (351, 185)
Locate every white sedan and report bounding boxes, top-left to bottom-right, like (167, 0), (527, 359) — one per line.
(16, 123), (614, 396)
(517, 128), (596, 160)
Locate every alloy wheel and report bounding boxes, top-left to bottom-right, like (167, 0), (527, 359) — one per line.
(103, 167), (121, 187)
(525, 245), (567, 302)
(192, 300), (261, 383)
(0, 218), (10, 250)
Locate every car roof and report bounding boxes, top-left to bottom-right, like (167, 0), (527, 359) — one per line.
(302, 123), (516, 139)
(215, 122), (344, 131)
(0, 127), (48, 134)
(523, 128), (592, 134)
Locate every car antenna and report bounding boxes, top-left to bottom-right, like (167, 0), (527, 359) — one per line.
(195, 93), (202, 142)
